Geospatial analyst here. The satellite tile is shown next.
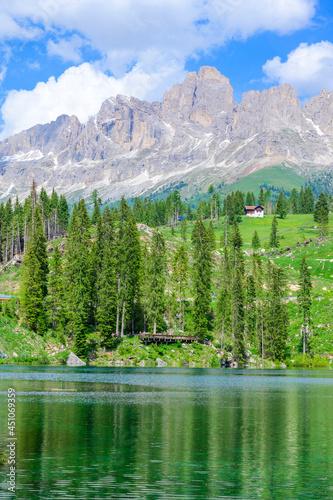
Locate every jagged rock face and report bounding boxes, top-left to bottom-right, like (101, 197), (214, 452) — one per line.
(303, 88), (333, 136)
(0, 67), (332, 202)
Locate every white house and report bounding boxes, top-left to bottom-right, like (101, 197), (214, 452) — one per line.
(244, 205), (265, 218)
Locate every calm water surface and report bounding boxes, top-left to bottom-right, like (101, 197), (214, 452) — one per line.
(0, 367), (332, 500)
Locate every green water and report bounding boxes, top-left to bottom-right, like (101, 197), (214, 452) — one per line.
(0, 367), (332, 500)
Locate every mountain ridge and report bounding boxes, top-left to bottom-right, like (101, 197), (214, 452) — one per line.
(0, 66), (332, 201)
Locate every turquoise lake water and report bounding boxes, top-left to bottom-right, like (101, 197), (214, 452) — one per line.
(0, 367), (332, 499)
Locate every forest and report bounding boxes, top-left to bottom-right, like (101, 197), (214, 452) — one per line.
(0, 181), (328, 364)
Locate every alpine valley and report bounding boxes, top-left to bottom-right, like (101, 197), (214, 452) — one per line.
(1, 66), (333, 202)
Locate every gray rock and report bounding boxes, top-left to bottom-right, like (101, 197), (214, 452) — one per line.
(139, 360), (145, 367)
(1, 67), (333, 203)
(281, 363), (287, 369)
(12, 352), (18, 357)
(245, 349), (252, 358)
(156, 358), (167, 367)
(66, 352), (86, 366)
(182, 361), (189, 367)
(249, 356), (256, 363)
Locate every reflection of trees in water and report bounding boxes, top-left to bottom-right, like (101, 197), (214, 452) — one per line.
(6, 376), (333, 498)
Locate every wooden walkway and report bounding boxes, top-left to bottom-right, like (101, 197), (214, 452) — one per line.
(138, 333), (198, 344)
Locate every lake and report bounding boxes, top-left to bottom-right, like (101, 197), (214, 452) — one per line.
(0, 367), (332, 499)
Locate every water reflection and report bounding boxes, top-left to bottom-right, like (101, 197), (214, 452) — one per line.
(0, 367), (332, 499)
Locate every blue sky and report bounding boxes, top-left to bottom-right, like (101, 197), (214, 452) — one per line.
(0, 0), (332, 139)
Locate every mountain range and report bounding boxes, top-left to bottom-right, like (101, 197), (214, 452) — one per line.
(0, 66), (332, 202)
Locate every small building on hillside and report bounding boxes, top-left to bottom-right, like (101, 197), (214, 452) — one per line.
(244, 205), (265, 218)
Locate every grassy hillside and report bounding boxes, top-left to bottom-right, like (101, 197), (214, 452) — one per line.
(225, 165), (305, 196)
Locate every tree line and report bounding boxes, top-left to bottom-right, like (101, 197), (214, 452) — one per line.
(0, 181), (69, 265)
(19, 187), (314, 363)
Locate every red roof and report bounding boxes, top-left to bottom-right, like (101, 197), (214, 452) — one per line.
(245, 205), (264, 210)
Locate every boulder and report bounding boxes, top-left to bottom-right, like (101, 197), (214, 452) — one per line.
(156, 358), (167, 367)
(12, 352), (18, 358)
(281, 363), (287, 369)
(182, 361), (189, 367)
(66, 352), (86, 366)
(245, 349), (252, 358)
(139, 360), (145, 367)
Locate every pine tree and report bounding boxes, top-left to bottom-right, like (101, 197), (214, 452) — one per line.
(245, 274), (257, 343)
(180, 218), (187, 241)
(304, 187), (314, 213)
(299, 187), (306, 214)
(146, 231), (167, 334)
(263, 262), (288, 360)
(269, 216), (279, 248)
(31, 206), (48, 298)
(289, 188), (299, 214)
(314, 192), (329, 237)
(191, 218), (213, 338)
(216, 246), (232, 350)
(171, 245), (189, 332)
(20, 246), (45, 334)
(297, 257), (312, 355)
(65, 200), (92, 357)
(258, 187), (265, 206)
(58, 195), (70, 234)
(48, 246), (65, 331)
(275, 191), (288, 218)
(90, 189), (102, 225)
(97, 208), (118, 345)
(251, 230), (260, 251)
(230, 220), (245, 359)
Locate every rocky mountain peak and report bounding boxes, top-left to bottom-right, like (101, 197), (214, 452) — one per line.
(0, 66), (332, 203)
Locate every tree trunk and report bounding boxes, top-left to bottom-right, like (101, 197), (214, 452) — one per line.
(116, 275), (121, 337)
(121, 299), (126, 338)
(153, 322), (156, 335)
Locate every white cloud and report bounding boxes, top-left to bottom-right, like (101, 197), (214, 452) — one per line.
(263, 41), (333, 97)
(47, 35), (87, 64)
(0, 0), (317, 65)
(0, 61), (186, 139)
(0, 0), (318, 138)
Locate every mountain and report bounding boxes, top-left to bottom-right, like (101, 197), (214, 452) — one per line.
(0, 66), (332, 202)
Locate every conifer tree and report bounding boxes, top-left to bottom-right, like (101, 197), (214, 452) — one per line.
(20, 246), (45, 334)
(258, 187), (265, 206)
(58, 195), (70, 234)
(146, 231), (167, 334)
(297, 257), (312, 355)
(48, 246), (65, 331)
(171, 245), (189, 332)
(31, 206), (48, 298)
(97, 208), (118, 345)
(304, 187), (314, 213)
(216, 245), (232, 349)
(289, 188), (299, 214)
(269, 216), (279, 248)
(251, 230), (260, 251)
(180, 218), (187, 241)
(245, 274), (257, 343)
(191, 218), (213, 338)
(263, 262), (288, 360)
(65, 200), (91, 357)
(299, 187), (306, 213)
(91, 189), (102, 225)
(229, 220), (245, 359)
(314, 192), (329, 237)
(275, 191), (288, 218)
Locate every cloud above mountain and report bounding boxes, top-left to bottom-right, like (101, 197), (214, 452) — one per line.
(263, 41), (333, 98)
(0, 0), (320, 139)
